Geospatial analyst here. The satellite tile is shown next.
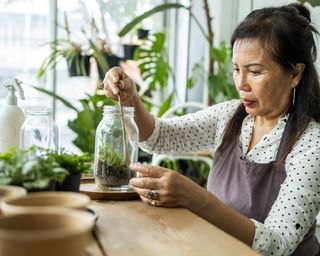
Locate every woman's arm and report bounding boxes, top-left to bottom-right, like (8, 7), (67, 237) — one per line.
(139, 100), (241, 154)
(103, 67), (241, 152)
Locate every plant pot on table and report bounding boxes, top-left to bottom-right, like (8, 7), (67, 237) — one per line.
(56, 173), (81, 192)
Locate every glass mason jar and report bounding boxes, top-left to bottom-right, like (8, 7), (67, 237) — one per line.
(94, 105), (139, 191)
(20, 107), (59, 154)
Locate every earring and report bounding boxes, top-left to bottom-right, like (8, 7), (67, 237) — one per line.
(292, 87), (296, 106)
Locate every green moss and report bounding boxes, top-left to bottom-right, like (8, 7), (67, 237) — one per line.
(98, 144), (124, 168)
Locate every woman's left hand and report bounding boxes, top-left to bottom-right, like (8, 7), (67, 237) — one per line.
(129, 163), (199, 208)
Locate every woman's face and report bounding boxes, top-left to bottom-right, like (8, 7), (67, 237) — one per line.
(232, 39), (298, 120)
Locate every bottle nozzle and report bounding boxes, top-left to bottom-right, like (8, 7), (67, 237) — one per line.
(3, 78), (25, 105)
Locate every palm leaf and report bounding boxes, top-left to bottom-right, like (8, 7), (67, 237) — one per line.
(135, 33), (169, 93)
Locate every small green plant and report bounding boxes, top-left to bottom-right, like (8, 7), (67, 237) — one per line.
(95, 143), (132, 188)
(0, 147), (68, 191)
(98, 144), (123, 168)
(47, 150), (93, 175)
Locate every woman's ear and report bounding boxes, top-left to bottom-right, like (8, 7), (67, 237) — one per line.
(292, 63), (305, 88)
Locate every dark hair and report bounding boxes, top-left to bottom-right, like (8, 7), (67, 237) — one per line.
(220, 3), (320, 162)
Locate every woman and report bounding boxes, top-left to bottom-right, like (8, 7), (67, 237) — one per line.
(103, 3), (320, 255)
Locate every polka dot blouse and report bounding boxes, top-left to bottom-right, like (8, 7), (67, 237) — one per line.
(140, 99), (320, 255)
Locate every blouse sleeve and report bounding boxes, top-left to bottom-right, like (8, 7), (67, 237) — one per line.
(139, 99), (240, 154)
(251, 121), (320, 255)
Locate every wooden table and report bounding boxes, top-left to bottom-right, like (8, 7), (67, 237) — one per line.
(85, 200), (259, 256)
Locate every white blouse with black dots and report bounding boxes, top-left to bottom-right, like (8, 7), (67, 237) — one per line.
(139, 99), (320, 256)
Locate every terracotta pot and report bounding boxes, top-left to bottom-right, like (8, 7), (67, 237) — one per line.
(0, 186), (27, 203)
(1, 191), (90, 217)
(0, 186), (27, 218)
(0, 210), (94, 256)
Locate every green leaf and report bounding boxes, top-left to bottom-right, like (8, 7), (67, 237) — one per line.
(135, 32), (170, 93)
(118, 3), (188, 37)
(187, 62), (204, 89)
(23, 179), (50, 190)
(33, 86), (79, 113)
(22, 160), (38, 175)
(88, 39), (109, 73)
(210, 42), (230, 63)
(157, 93), (173, 117)
(68, 120), (86, 137)
(299, 0), (320, 6)
(0, 177), (11, 185)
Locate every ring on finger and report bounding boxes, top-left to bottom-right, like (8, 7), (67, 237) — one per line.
(147, 190), (159, 200)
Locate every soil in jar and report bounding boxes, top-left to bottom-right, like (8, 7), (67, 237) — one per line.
(95, 159), (134, 187)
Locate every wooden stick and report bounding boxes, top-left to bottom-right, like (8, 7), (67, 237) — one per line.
(117, 94), (130, 167)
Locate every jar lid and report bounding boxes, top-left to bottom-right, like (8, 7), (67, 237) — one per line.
(103, 105), (134, 116)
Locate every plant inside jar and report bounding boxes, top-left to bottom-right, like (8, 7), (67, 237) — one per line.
(95, 143), (133, 188)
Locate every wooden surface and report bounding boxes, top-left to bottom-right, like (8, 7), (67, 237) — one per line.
(80, 183), (140, 201)
(86, 200), (260, 256)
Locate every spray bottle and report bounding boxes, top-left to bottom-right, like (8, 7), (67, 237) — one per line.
(0, 78), (25, 152)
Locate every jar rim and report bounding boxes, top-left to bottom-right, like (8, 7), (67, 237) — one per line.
(103, 105), (134, 115)
(25, 107), (53, 115)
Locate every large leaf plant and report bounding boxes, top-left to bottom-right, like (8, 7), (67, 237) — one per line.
(118, 1), (238, 104)
(133, 32), (174, 117)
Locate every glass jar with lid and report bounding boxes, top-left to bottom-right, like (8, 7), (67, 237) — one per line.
(20, 107), (58, 154)
(94, 105), (139, 191)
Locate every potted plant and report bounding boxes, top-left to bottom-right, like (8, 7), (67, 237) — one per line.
(123, 43), (139, 60)
(0, 147), (94, 192)
(0, 147), (68, 192)
(95, 143), (132, 188)
(137, 28), (149, 40)
(37, 13), (91, 79)
(118, 2), (239, 104)
(89, 37), (122, 80)
(47, 151), (93, 192)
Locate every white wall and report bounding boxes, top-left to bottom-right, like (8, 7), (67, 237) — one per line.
(251, 1), (320, 74)
(185, 0), (240, 104)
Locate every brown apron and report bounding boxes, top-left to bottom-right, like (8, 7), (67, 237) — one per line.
(207, 117), (319, 255)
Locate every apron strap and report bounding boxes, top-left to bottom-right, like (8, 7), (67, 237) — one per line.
(275, 114), (294, 161)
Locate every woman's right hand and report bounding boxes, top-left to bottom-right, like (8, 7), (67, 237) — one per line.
(103, 66), (139, 106)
